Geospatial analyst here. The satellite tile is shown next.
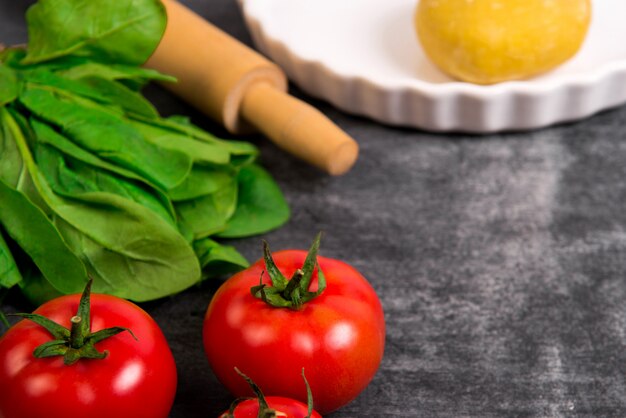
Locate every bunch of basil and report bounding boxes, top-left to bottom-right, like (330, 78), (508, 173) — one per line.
(0, 0), (289, 304)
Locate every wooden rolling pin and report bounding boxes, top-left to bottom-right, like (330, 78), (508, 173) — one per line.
(146, 0), (358, 175)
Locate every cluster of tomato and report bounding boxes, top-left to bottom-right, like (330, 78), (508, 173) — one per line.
(0, 235), (385, 418)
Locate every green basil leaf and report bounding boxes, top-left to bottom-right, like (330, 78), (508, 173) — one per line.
(175, 179), (238, 239)
(6, 106), (199, 302)
(19, 86), (192, 190)
(58, 63), (176, 90)
(53, 193), (201, 302)
(4, 110), (51, 210)
(0, 111), (25, 188)
(217, 164), (290, 238)
(23, 0), (166, 65)
(35, 143), (176, 226)
(130, 119), (231, 165)
(2, 47), (90, 72)
(168, 165), (236, 202)
(8, 245), (65, 306)
(23, 69), (105, 102)
(0, 47), (24, 66)
(193, 237), (249, 278)
(0, 228), (22, 288)
(0, 178), (87, 294)
(30, 116), (174, 218)
(75, 76), (159, 117)
(130, 114), (260, 158)
(23, 70), (158, 117)
(0, 63), (18, 106)
(0, 108), (88, 294)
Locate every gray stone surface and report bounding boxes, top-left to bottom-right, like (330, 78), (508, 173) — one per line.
(2, 0), (626, 416)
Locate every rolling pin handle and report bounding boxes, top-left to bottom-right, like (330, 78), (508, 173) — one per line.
(240, 83), (359, 176)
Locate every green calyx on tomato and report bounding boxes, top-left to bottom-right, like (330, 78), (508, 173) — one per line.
(251, 232), (326, 310)
(12, 279), (136, 365)
(224, 367), (315, 418)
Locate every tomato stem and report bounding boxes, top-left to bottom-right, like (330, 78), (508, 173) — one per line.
(69, 316), (84, 348)
(251, 232), (327, 310)
(12, 278), (136, 365)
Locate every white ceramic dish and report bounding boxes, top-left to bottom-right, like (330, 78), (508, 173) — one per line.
(237, 0), (626, 133)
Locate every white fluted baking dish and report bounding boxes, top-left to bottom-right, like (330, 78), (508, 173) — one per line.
(237, 0), (626, 133)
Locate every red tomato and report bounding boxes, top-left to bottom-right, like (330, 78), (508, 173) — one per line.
(219, 367), (322, 418)
(0, 288), (177, 418)
(203, 238), (385, 414)
(221, 396), (322, 418)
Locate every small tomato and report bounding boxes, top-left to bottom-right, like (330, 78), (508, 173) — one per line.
(220, 368), (321, 418)
(0, 280), (177, 418)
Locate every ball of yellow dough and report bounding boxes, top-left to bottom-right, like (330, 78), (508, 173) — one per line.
(415, 0), (592, 84)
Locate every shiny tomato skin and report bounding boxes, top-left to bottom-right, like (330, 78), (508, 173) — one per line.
(203, 250), (385, 414)
(0, 293), (177, 418)
(221, 396), (322, 418)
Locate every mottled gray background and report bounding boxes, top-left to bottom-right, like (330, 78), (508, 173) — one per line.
(2, 0), (626, 417)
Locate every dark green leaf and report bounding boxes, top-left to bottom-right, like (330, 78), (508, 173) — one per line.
(168, 165), (235, 202)
(23, 69), (107, 103)
(217, 164), (290, 238)
(23, 0), (167, 65)
(193, 237), (249, 278)
(0, 110), (88, 295)
(73, 76), (159, 117)
(23, 70), (158, 117)
(130, 120), (231, 165)
(30, 117), (176, 220)
(6, 107), (38, 154)
(35, 143), (176, 226)
(7, 106), (199, 302)
(58, 62), (176, 90)
(0, 47), (27, 68)
(174, 179), (238, 239)
(2, 47), (90, 72)
(0, 63), (18, 106)
(19, 86), (192, 190)
(0, 229), (22, 288)
(131, 114), (260, 158)
(0, 178), (88, 294)
(54, 193), (201, 302)
(0, 110), (25, 188)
